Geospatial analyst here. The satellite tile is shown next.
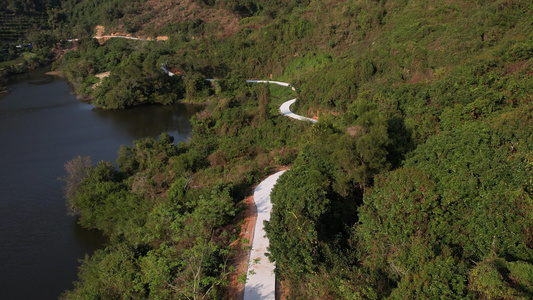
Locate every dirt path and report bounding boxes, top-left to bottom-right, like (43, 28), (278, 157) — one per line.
(225, 193), (257, 300)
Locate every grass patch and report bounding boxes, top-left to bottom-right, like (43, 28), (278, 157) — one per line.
(0, 52), (36, 68)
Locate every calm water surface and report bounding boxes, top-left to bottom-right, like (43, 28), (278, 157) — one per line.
(0, 69), (202, 299)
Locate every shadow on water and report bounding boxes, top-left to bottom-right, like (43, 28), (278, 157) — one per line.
(28, 76), (55, 85)
(92, 103), (204, 140)
(71, 216), (108, 252)
(5, 66), (52, 84)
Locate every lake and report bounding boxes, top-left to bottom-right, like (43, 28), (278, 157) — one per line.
(0, 68), (202, 299)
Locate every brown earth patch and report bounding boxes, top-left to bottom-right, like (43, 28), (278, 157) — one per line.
(91, 71), (111, 89)
(277, 280), (289, 300)
(347, 125), (365, 140)
(112, 0), (241, 39)
(505, 60), (530, 76)
(95, 25), (105, 36)
(408, 69), (434, 84)
(45, 71), (64, 76)
(308, 108), (339, 120)
(95, 71), (111, 79)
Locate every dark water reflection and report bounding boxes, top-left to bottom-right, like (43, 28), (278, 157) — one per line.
(0, 69), (202, 299)
(92, 102), (200, 141)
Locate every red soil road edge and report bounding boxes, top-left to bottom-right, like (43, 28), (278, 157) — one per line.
(225, 193), (256, 300)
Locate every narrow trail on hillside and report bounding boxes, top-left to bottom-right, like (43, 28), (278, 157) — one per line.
(243, 81), (317, 300)
(67, 35), (149, 42)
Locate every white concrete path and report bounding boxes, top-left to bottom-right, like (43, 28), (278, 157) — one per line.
(246, 80), (292, 88)
(279, 99), (318, 124)
(67, 36), (147, 42)
(243, 81), (316, 300)
(244, 170), (286, 300)
(93, 35), (145, 40)
(247, 80), (317, 123)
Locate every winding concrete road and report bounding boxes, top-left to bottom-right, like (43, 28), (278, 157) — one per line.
(246, 80), (317, 123)
(279, 99), (318, 124)
(243, 81), (316, 300)
(67, 35), (148, 42)
(244, 170), (286, 300)
(93, 35), (145, 40)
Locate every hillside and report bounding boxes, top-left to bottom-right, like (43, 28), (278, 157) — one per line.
(0, 0), (61, 41)
(46, 0), (242, 39)
(47, 0), (533, 299)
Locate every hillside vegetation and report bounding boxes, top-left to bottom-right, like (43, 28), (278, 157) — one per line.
(0, 0), (61, 41)
(29, 0), (533, 298)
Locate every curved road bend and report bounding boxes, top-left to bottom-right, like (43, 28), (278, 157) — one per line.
(245, 80), (317, 123)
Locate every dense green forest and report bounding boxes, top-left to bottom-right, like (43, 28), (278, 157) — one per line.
(3, 0), (532, 298)
(0, 0), (61, 41)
